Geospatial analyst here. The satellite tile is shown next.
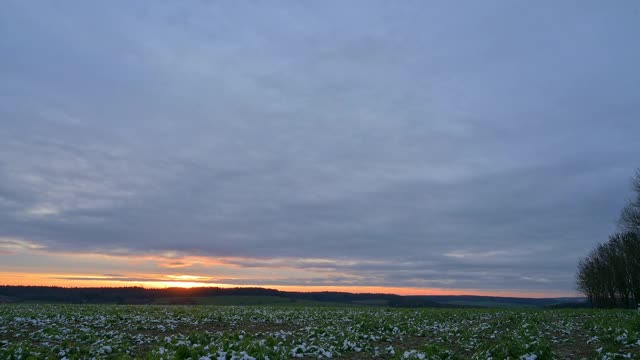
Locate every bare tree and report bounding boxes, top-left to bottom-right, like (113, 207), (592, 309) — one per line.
(619, 169), (640, 234)
(576, 232), (640, 308)
(576, 169), (640, 308)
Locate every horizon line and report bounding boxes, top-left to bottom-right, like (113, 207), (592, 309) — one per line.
(0, 284), (581, 299)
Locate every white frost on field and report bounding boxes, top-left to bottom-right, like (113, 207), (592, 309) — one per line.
(402, 349), (426, 359)
(1, 304), (639, 359)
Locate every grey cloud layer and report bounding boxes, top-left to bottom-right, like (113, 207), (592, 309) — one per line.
(1, 1), (639, 292)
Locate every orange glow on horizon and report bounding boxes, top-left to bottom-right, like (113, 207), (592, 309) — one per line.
(0, 272), (576, 298)
(259, 285), (574, 298)
(0, 246), (578, 298)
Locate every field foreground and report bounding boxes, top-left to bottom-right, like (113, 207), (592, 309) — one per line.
(1, 305), (639, 360)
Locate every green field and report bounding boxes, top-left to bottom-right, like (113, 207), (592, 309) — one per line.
(1, 304), (639, 359)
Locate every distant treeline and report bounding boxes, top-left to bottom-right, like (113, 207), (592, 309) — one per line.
(0, 286), (584, 308)
(577, 170), (640, 308)
(0, 286), (443, 307)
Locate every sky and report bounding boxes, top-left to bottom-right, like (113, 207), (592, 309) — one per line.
(0, 1), (639, 297)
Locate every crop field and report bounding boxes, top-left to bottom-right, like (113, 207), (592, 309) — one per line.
(1, 305), (639, 360)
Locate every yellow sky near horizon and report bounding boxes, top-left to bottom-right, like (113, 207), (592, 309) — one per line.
(0, 271), (575, 299)
(0, 239), (578, 299)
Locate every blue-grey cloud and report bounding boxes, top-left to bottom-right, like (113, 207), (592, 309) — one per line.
(1, 0), (639, 293)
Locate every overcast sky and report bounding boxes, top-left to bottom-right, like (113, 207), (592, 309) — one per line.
(1, 1), (639, 296)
